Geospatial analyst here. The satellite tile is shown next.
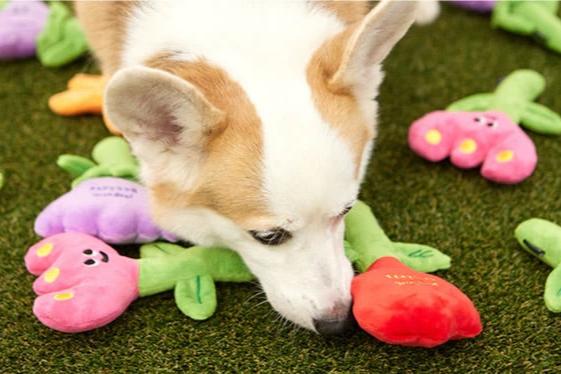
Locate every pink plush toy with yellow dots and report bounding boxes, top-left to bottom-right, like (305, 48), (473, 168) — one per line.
(408, 70), (561, 184)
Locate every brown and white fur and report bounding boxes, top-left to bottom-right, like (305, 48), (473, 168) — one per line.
(75, 0), (427, 334)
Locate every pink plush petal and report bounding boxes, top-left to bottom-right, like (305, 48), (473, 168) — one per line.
(25, 234), (68, 275)
(408, 111), (457, 162)
(33, 281), (138, 333)
(25, 233), (140, 333)
(481, 131), (537, 184)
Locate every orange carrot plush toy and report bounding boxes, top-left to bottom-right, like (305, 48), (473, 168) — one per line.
(48, 73), (121, 135)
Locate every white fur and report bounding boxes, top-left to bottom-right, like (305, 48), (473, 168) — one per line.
(415, 0), (441, 25)
(111, 0), (416, 331)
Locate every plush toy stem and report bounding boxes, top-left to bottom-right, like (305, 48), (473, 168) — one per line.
(515, 218), (561, 312)
(492, 70), (545, 119)
(448, 70), (545, 122)
(92, 137), (137, 167)
(344, 201), (396, 272)
(344, 201), (451, 273)
(447, 69), (561, 135)
(57, 137), (140, 187)
(138, 245), (253, 297)
(515, 218), (561, 269)
(492, 1), (561, 54)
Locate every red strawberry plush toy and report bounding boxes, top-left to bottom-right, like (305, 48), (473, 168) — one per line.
(351, 257), (482, 348)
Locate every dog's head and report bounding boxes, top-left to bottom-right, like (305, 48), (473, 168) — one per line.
(105, 1), (417, 334)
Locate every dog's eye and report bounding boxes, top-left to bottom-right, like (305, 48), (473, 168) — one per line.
(249, 228), (292, 246)
(339, 205), (353, 217)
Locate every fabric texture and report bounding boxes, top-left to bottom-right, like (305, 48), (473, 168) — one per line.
(492, 1), (561, 55)
(409, 110), (537, 184)
(352, 257), (482, 348)
(36, 2), (89, 67)
(24, 232), (140, 333)
(0, 0), (48, 59)
(34, 177), (176, 244)
(515, 218), (561, 312)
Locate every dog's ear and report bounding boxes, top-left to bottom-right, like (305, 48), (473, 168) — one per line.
(329, 0), (418, 90)
(105, 66), (225, 151)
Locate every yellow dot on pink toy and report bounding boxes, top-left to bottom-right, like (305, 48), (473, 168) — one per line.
(425, 129), (442, 145)
(53, 291), (74, 301)
(44, 267), (60, 283)
(36, 243), (53, 257)
(496, 150), (514, 163)
(459, 139), (477, 154)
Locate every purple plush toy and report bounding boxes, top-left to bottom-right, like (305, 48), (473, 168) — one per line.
(0, 0), (49, 59)
(451, 0), (496, 13)
(35, 177), (176, 244)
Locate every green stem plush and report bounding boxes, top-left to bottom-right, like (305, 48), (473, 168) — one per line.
(344, 201), (450, 273)
(36, 1), (89, 68)
(25, 200), (451, 332)
(138, 243), (252, 320)
(57, 136), (139, 187)
(448, 69), (561, 135)
(492, 0), (561, 55)
(515, 218), (561, 312)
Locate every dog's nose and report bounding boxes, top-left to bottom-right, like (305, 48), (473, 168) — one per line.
(313, 312), (356, 336)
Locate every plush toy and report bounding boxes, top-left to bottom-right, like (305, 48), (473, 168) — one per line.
(409, 110), (537, 184)
(36, 2), (89, 68)
(34, 177), (176, 244)
(515, 218), (561, 313)
(25, 233), (252, 332)
(49, 74), (121, 135)
(352, 257), (482, 347)
(409, 70), (561, 184)
(492, 0), (561, 55)
(344, 201), (451, 273)
(57, 136), (138, 188)
(448, 70), (561, 135)
(345, 201), (482, 347)
(0, 0), (49, 59)
(28, 199), (481, 348)
(451, 0), (495, 13)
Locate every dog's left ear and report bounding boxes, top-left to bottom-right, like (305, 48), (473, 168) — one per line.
(329, 0), (418, 90)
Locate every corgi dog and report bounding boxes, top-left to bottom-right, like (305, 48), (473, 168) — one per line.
(75, 0), (426, 335)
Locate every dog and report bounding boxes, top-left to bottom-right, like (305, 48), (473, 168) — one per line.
(75, 0), (428, 335)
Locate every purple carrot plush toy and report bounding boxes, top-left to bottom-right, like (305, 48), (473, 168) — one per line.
(35, 177), (176, 244)
(0, 0), (49, 59)
(451, 0), (496, 13)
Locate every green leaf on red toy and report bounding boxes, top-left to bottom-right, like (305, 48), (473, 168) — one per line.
(351, 257), (482, 348)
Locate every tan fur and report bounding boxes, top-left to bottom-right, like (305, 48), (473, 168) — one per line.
(146, 55), (269, 227)
(314, 1), (370, 24)
(306, 26), (374, 175)
(74, 1), (137, 75)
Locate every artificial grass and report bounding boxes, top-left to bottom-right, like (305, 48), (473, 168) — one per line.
(1, 4), (561, 373)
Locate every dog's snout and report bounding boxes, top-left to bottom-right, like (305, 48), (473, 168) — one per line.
(313, 310), (356, 336)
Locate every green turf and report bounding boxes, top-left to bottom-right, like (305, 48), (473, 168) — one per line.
(2, 4), (561, 373)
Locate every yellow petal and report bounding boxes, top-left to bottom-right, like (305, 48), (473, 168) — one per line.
(53, 291), (74, 301)
(496, 150), (514, 163)
(36, 243), (53, 257)
(459, 139), (477, 154)
(44, 267), (60, 283)
(424, 129), (442, 145)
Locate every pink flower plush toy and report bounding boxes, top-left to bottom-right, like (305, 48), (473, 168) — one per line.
(409, 111), (537, 184)
(408, 70), (561, 184)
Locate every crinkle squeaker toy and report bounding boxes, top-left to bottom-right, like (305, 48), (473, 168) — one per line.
(27, 200), (481, 347)
(409, 70), (561, 184)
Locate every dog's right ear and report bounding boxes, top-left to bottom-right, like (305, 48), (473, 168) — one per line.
(105, 66), (226, 152)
